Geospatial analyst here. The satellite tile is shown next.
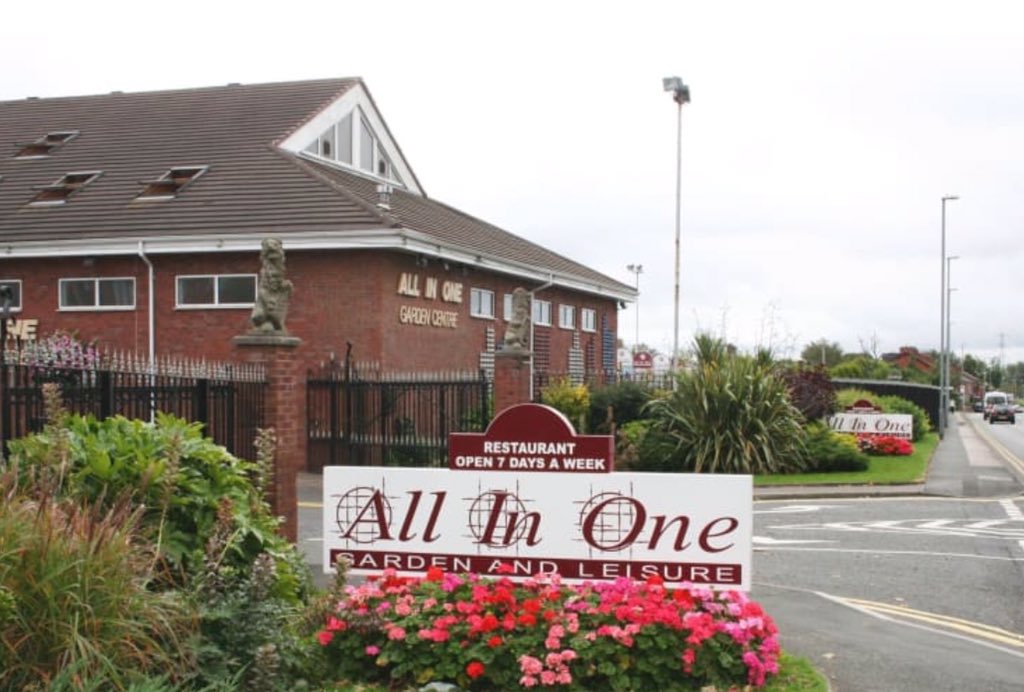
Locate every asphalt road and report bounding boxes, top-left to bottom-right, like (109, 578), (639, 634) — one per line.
(753, 496), (1024, 691)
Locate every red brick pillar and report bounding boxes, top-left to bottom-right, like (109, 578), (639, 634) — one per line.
(233, 334), (304, 542)
(494, 350), (533, 414)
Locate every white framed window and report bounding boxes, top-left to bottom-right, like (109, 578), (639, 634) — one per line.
(532, 299), (551, 326)
(470, 288), (495, 318)
(503, 293), (514, 320)
(59, 277), (135, 310)
(581, 308), (597, 332)
(176, 274), (256, 308)
(559, 304), (576, 329)
(0, 279), (23, 312)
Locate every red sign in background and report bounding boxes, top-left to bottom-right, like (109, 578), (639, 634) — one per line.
(448, 403), (614, 473)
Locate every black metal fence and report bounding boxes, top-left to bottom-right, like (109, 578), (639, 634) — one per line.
(0, 344), (266, 462)
(533, 370), (676, 400)
(307, 359), (490, 471)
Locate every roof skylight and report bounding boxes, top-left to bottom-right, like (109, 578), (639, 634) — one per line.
(14, 131), (79, 159)
(135, 166), (208, 201)
(29, 171), (102, 206)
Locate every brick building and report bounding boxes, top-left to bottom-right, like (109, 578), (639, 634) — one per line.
(0, 78), (632, 377)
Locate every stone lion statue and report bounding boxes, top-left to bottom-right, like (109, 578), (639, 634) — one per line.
(250, 237), (294, 334)
(503, 287), (531, 351)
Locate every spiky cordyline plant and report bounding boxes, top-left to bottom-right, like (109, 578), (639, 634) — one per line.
(643, 334), (808, 474)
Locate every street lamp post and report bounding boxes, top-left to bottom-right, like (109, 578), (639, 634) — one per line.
(946, 255), (959, 414)
(663, 77), (690, 380)
(939, 195), (958, 437)
(626, 264), (643, 353)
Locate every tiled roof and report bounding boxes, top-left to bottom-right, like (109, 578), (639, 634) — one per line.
(0, 78), (631, 296)
(299, 158), (624, 289)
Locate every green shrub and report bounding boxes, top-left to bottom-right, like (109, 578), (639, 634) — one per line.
(0, 477), (195, 690)
(540, 377), (591, 432)
(5, 407), (319, 690)
(587, 380), (651, 433)
(638, 335), (808, 474)
(8, 412), (308, 599)
(802, 422), (869, 472)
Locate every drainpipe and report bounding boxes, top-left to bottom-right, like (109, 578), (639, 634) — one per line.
(137, 241), (155, 363)
(137, 242), (156, 422)
(528, 274), (555, 401)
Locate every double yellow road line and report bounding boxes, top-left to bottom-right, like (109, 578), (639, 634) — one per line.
(825, 594), (1024, 655)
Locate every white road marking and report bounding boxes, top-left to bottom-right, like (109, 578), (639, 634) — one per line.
(752, 536), (832, 545)
(753, 504), (836, 514)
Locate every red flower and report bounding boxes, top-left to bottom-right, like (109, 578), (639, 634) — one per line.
(487, 635), (503, 648)
(425, 566), (444, 582)
(495, 562), (516, 574)
(466, 661), (486, 679)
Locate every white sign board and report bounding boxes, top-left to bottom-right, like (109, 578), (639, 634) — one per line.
(828, 413), (913, 439)
(323, 467), (752, 590)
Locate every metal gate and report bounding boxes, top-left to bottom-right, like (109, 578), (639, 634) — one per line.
(306, 355), (490, 471)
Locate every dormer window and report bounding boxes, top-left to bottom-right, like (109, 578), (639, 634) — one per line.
(29, 171), (101, 206)
(14, 131), (79, 159)
(302, 108), (403, 186)
(135, 166), (208, 201)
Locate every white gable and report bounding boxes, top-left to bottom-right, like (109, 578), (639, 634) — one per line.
(278, 83), (422, 196)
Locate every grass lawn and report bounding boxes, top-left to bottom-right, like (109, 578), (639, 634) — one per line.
(755, 432), (938, 486)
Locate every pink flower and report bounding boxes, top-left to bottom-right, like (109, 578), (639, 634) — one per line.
(520, 674), (538, 687)
(518, 655), (543, 675)
(317, 630), (333, 646)
(387, 626), (406, 641)
(540, 670), (556, 685)
(365, 645), (380, 656)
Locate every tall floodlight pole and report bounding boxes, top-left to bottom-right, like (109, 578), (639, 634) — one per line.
(626, 264), (643, 353)
(939, 195), (958, 437)
(663, 76), (690, 381)
(946, 255), (959, 414)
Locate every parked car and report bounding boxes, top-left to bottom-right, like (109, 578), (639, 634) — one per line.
(989, 403), (1016, 424)
(973, 401), (985, 413)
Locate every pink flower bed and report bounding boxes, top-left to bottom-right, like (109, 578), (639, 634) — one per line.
(318, 566), (780, 690)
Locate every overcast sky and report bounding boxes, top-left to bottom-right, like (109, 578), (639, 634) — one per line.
(3, 1), (1022, 366)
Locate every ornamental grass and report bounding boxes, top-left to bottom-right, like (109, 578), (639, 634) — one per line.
(317, 565), (780, 691)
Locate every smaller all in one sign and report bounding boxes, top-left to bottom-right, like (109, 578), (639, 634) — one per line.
(323, 404), (753, 590)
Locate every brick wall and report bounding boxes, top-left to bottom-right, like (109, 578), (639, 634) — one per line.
(0, 249), (619, 376)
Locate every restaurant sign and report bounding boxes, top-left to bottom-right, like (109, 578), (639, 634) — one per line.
(323, 404), (752, 589)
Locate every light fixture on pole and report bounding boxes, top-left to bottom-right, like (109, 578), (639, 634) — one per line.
(945, 255), (959, 414)
(626, 264), (643, 353)
(939, 195), (958, 437)
(663, 76), (690, 379)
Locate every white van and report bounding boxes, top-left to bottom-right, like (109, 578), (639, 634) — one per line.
(983, 391), (1010, 420)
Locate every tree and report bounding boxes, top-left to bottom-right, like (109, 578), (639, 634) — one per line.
(962, 353), (988, 380)
(800, 339), (844, 368)
(829, 355), (892, 380)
